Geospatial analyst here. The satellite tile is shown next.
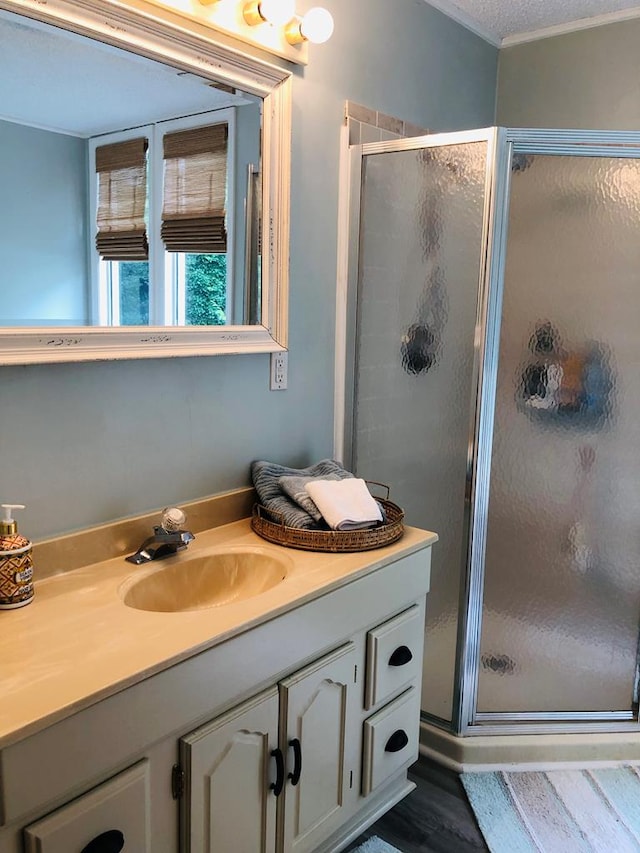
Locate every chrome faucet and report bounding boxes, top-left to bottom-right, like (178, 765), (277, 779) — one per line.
(126, 507), (195, 565)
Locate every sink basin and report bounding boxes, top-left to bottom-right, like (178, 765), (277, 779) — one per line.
(120, 547), (290, 612)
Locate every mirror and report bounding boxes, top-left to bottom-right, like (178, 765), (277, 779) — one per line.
(0, 0), (291, 363)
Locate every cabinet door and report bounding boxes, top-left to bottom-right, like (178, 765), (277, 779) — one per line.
(23, 761), (150, 853)
(361, 686), (421, 796)
(278, 643), (358, 853)
(365, 604), (424, 709)
(181, 686), (279, 853)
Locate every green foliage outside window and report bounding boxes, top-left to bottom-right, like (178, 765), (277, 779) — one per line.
(185, 253), (227, 326)
(117, 254), (227, 326)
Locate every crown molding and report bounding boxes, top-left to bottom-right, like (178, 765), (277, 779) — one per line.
(501, 5), (640, 47)
(426, 0), (640, 50)
(425, 0), (501, 46)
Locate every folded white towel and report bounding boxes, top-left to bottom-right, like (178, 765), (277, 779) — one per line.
(304, 478), (383, 531)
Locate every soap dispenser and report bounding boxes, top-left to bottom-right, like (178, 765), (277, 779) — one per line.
(0, 504), (34, 609)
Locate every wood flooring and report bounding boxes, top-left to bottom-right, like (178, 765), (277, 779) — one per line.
(344, 757), (488, 853)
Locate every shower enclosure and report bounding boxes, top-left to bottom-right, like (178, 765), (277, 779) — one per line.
(346, 127), (640, 735)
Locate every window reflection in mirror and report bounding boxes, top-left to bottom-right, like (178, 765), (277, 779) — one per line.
(0, 7), (262, 328)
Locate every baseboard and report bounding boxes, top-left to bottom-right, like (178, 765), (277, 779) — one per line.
(421, 720), (640, 772)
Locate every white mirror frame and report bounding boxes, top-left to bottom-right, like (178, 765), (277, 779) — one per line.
(0, 0), (290, 364)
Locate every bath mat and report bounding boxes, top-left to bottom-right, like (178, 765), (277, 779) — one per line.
(350, 837), (403, 853)
(461, 767), (640, 852)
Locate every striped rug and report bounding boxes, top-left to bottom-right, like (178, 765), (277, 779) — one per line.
(461, 767), (640, 852)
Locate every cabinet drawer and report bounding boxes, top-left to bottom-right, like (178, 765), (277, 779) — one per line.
(365, 604), (423, 710)
(361, 687), (420, 796)
(23, 761), (150, 853)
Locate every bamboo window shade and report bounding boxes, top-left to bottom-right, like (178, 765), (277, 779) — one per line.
(162, 123), (228, 254)
(95, 137), (149, 261)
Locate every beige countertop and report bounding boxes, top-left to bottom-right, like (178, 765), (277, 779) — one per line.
(0, 519), (437, 749)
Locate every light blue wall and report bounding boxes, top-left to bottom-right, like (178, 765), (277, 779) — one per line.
(497, 18), (640, 129)
(0, 120), (87, 324)
(1, 0), (498, 541)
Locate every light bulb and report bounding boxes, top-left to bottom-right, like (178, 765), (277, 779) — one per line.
(255, 0), (295, 26)
(300, 7), (334, 43)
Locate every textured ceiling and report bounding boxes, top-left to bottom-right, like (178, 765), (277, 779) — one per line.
(427, 0), (640, 44)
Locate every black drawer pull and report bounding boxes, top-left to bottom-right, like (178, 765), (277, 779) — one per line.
(389, 645), (413, 667)
(288, 737), (302, 786)
(385, 729), (409, 753)
(81, 830), (125, 853)
(270, 747), (285, 796)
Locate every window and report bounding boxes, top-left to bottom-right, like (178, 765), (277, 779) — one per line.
(89, 110), (235, 327)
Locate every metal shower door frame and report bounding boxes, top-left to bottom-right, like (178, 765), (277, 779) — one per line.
(345, 126), (503, 728)
(347, 126), (640, 736)
(460, 127), (640, 736)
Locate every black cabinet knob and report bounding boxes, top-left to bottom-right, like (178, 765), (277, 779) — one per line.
(388, 645), (413, 667)
(385, 729), (409, 753)
(81, 830), (125, 853)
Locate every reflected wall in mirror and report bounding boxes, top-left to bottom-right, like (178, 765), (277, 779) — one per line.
(0, 0), (291, 363)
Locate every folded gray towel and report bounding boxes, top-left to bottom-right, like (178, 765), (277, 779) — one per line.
(279, 474), (345, 523)
(251, 459), (353, 529)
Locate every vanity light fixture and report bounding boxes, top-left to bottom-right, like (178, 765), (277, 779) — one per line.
(285, 6), (334, 44)
(169, 0), (332, 62)
(243, 0), (296, 27)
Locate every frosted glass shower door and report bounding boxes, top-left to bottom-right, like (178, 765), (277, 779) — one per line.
(352, 132), (492, 723)
(477, 150), (640, 718)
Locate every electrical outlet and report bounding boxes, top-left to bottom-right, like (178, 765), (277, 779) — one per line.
(270, 351), (288, 390)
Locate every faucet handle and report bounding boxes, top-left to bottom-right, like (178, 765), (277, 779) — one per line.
(161, 506), (187, 532)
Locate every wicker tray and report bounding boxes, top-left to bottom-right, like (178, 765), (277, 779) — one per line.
(251, 485), (405, 553)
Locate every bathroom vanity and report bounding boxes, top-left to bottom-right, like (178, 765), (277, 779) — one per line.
(0, 519), (436, 852)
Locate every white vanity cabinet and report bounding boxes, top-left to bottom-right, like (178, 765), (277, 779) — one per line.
(178, 598), (428, 853)
(0, 542), (433, 853)
(181, 643), (359, 853)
